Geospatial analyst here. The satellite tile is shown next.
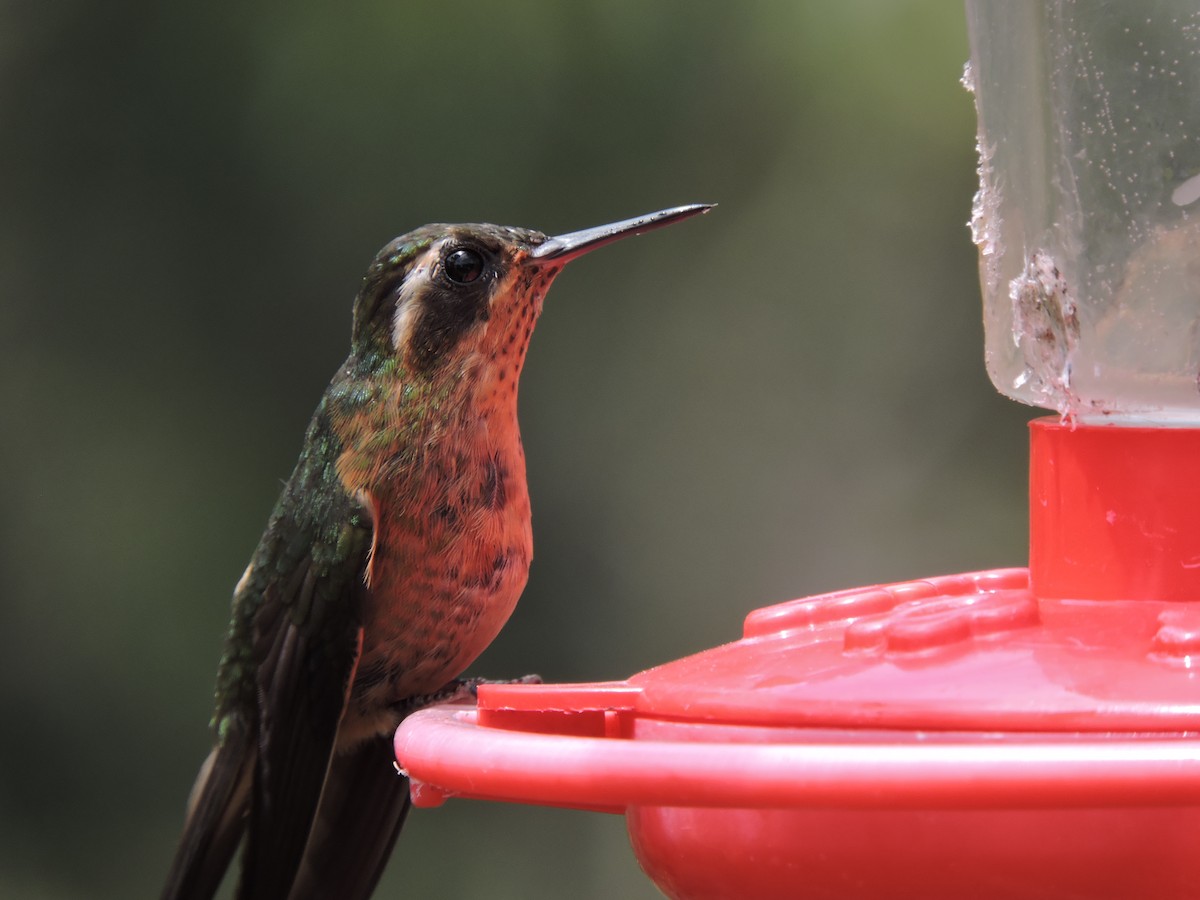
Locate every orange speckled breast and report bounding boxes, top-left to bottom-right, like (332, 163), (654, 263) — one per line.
(332, 377), (534, 746)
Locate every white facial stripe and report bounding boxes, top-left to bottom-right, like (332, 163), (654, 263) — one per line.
(390, 247), (441, 352)
(390, 278), (422, 352)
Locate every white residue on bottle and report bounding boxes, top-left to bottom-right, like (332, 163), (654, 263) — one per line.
(1009, 249), (1080, 420)
(960, 59), (976, 93)
(962, 61), (1004, 292)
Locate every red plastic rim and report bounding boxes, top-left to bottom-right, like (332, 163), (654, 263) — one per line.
(394, 704), (1200, 811)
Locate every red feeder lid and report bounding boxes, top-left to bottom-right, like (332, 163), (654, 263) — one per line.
(396, 563), (1200, 899)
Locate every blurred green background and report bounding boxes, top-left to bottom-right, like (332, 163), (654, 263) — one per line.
(0, 1), (1031, 897)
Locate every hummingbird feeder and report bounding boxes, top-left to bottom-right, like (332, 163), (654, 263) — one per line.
(395, 4), (1200, 897)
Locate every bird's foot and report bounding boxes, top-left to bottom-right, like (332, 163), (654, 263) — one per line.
(395, 674), (542, 715)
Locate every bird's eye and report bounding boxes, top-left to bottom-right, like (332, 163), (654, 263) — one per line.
(443, 248), (485, 284)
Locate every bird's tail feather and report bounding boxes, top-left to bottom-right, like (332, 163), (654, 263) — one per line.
(160, 730), (254, 900)
(286, 735), (412, 900)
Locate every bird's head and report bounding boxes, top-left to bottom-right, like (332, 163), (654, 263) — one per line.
(349, 205), (712, 383)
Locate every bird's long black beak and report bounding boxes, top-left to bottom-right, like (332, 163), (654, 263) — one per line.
(529, 204), (713, 264)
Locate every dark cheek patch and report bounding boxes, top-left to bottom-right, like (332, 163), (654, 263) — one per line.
(408, 284), (489, 371)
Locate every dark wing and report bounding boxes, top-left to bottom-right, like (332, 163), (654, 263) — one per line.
(286, 736), (413, 900)
(162, 399), (374, 900)
(237, 524), (370, 900)
(158, 724), (255, 900)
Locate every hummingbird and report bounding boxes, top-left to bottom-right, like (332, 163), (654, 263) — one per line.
(160, 204), (712, 900)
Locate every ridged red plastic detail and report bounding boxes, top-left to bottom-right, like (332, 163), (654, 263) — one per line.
(842, 589), (1038, 653)
(742, 569), (1029, 639)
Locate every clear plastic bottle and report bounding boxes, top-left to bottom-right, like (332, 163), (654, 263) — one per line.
(965, 1), (1200, 423)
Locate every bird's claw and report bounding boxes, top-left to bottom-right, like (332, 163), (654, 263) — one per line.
(395, 674), (542, 715)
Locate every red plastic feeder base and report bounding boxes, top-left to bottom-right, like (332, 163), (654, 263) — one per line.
(394, 420), (1200, 899)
